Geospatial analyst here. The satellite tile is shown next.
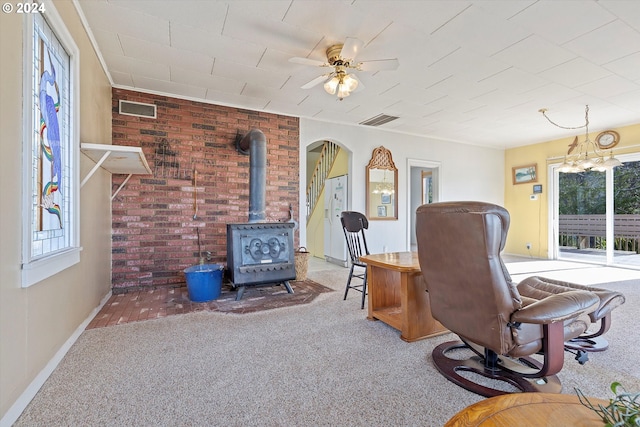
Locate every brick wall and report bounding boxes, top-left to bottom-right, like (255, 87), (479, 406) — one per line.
(111, 88), (300, 291)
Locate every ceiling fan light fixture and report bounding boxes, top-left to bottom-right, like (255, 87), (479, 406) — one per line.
(324, 76), (340, 95)
(343, 74), (358, 92)
(293, 37), (398, 100)
(336, 84), (351, 100)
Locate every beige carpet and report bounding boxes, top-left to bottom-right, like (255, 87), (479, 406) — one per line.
(14, 263), (640, 426)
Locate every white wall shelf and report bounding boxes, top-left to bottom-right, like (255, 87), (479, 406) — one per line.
(80, 143), (152, 200)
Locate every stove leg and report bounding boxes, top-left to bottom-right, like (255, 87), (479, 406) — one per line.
(235, 286), (246, 301)
(283, 281), (294, 294)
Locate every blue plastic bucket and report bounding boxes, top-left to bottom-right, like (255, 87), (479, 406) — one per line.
(184, 264), (224, 302)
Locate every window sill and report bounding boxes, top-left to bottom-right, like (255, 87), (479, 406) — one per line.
(22, 247), (82, 288)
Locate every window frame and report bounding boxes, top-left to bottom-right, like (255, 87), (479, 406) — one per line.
(21, 1), (81, 287)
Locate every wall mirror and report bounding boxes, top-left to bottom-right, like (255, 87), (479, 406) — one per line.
(366, 146), (398, 220)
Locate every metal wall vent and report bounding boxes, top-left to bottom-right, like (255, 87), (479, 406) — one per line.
(119, 100), (157, 119)
(359, 114), (399, 127)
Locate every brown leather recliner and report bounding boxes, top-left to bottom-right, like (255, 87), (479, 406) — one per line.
(415, 201), (600, 397)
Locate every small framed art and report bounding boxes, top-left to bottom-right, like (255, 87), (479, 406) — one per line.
(512, 164), (537, 185)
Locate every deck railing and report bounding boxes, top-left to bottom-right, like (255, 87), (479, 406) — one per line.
(559, 214), (640, 253)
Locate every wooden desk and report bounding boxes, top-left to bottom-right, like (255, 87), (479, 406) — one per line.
(445, 393), (608, 426)
(359, 252), (447, 342)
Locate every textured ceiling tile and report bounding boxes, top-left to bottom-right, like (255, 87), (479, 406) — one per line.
(575, 74), (640, 99)
(212, 59), (290, 89)
(120, 35), (214, 75)
(538, 57), (611, 88)
(430, 4), (532, 56)
(509, 1), (616, 45)
(223, 7), (322, 56)
(170, 66), (244, 94)
(81, 1), (171, 45)
(108, 0), (228, 32)
(170, 23), (265, 68)
(603, 52), (640, 82)
(492, 35), (577, 74)
(104, 53), (171, 81)
(132, 76), (208, 99)
(562, 20), (640, 65)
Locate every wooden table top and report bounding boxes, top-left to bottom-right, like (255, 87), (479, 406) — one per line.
(445, 393), (608, 427)
(359, 252), (419, 272)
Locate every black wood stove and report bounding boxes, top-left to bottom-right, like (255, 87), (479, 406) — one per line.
(226, 222), (295, 300)
(226, 129), (296, 300)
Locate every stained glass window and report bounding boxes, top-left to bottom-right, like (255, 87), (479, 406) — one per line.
(22, 7), (80, 287)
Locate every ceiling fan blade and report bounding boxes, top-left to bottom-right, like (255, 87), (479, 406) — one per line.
(289, 57), (327, 67)
(301, 74), (331, 89)
(358, 58), (399, 72)
(340, 37), (364, 61)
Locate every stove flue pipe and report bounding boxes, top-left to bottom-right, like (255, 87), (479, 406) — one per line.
(237, 129), (267, 222)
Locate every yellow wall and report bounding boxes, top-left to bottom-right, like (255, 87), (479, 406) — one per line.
(0, 1), (113, 419)
(306, 147), (349, 258)
(504, 123), (640, 257)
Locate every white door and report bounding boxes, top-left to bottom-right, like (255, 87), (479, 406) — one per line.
(324, 175), (348, 266)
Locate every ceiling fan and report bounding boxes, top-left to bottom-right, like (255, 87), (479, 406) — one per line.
(289, 37), (399, 100)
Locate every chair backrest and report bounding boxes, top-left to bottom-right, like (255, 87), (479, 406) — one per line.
(341, 211), (370, 263)
(415, 201), (522, 353)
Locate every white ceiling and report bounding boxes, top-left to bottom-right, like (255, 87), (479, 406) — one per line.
(76, 0), (640, 149)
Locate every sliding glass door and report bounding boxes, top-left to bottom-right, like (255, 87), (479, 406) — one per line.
(557, 169), (607, 263)
(613, 157), (640, 268)
(551, 153), (640, 268)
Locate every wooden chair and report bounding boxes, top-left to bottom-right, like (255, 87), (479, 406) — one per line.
(341, 211), (370, 309)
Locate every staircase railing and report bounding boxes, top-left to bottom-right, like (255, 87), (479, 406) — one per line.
(306, 141), (339, 220)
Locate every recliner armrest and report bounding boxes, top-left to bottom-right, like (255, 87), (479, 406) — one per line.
(511, 290), (598, 325)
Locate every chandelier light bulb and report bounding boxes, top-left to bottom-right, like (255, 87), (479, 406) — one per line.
(603, 154), (623, 168)
(580, 156), (596, 170)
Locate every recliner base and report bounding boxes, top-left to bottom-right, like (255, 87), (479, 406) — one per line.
(432, 340), (562, 397)
(565, 336), (609, 352)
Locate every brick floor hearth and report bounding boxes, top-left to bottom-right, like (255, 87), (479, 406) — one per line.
(87, 280), (333, 330)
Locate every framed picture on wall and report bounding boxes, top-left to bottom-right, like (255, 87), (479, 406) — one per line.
(381, 193), (391, 204)
(377, 205), (387, 217)
(512, 164), (537, 185)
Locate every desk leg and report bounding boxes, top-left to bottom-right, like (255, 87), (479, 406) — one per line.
(366, 265), (403, 332)
(366, 265), (401, 319)
(400, 272), (448, 342)
(366, 265), (374, 320)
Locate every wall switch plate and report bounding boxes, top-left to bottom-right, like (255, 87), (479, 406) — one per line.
(530, 194), (538, 200)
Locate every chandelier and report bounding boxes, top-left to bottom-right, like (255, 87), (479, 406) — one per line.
(372, 170), (394, 195)
(539, 105), (622, 173)
(323, 68), (359, 100)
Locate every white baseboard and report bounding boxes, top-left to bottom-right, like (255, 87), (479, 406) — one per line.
(0, 290), (112, 427)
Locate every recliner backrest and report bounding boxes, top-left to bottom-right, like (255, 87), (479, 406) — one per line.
(415, 201), (523, 354)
